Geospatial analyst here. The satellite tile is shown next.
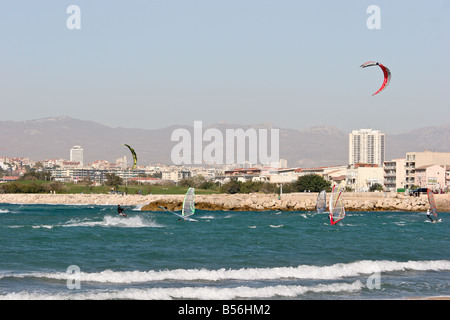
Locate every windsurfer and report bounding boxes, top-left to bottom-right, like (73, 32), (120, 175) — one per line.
(426, 209), (433, 222)
(118, 205), (127, 217)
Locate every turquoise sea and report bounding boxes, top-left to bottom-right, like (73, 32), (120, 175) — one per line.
(0, 203), (449, 300)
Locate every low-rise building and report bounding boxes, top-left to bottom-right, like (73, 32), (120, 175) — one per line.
(128, 177), (162, 185)
(161, 168), (191, 183)
(346, 164), (384, 192)
(415, 165), (445, 192)
(0, 176), (20, 183)
(405, 151), (450, 189)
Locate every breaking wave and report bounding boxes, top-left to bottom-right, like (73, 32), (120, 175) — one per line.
(0, 281), (364, 300)
(7, 260), (450, 284)
(2, 260), (449, 300)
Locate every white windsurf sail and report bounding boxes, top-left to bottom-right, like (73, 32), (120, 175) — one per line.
(316, 190), (326, 213)
(427, 189), (439, 222)
(182, 187), (195, 218)
(329, 185), (345, 225)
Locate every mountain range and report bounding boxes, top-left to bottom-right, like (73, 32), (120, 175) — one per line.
(1, 116), (449, 168)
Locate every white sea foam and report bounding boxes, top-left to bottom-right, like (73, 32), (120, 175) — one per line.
(16, 260), (450, 284)
(198, 215), (216, 219)
(10, 224), (54, 229)
(32, 225), (53, 229)
(10, 215), (165, 229)
(0, 209), (10, 213)
(198, 214), (234, 220)
(269, 224), (284, 228)
(63, 215), (164, 228)
(0, 281), (364, 300)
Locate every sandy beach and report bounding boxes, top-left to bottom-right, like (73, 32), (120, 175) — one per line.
(1, 192), (449, 212)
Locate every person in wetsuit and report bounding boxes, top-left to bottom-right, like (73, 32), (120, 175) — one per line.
(118, 205), (127, 217)
(426, 209), (433, 222)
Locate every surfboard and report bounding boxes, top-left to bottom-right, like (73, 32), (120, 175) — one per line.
(159, 206), (198, 222)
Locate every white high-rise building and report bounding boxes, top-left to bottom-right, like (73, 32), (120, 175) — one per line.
(349, 129), (385, 166)
(70, 145), (84, 166)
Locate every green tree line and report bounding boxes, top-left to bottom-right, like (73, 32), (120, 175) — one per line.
(0, 181), (66, 194)
(178, 174), (332, 194)
(1, 172), (333, 195)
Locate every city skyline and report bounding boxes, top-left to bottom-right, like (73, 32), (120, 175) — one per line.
(2, 129), (448, 169)
(1, 1), (449, 135)
(2, 145), (449, 193)
(0, 115), (449, 168)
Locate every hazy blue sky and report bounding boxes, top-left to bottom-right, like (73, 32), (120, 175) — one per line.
(1, 1), (449, 134)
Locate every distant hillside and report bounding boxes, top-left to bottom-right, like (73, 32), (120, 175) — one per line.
(386, 124), (450, 158)
(0, 116), (449, 167)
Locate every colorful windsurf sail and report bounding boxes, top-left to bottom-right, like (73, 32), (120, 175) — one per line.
(427, 189), (438, 221)
(329, 185), (345, 225)
(316, 190), (326, 213)
(360, 61), (391, 96)
(123, 144), (137, 170)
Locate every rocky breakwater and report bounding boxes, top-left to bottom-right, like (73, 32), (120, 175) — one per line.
(141, 193), (450, 212)
(1, 192), (448, 212)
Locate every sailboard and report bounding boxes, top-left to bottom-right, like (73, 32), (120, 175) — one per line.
(159, 206), (198, 222)
(427, 189), (441, 223)
(316, 190), (327, 213)
(159, 187), (197, 222)
(329, 185), (345, 225)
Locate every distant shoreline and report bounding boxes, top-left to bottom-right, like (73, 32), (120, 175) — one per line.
(1, 192), (449, 212)
(0, 193), (152, 207)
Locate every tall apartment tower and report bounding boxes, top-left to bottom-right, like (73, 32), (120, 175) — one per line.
(349, 129), (385, 166)
(70, 145), (84, 166)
